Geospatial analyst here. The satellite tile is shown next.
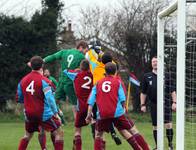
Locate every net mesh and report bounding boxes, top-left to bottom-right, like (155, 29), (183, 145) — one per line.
(162, 3), (196, 149)
(185, 11), (196, 150)
(164, 13), (177, 149)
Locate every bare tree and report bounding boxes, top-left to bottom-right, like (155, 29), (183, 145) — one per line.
(77, 5), (111, 40)
(77, 0), (165, 110)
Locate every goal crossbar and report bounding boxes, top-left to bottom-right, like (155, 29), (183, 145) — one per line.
(158, 0), (177, 19)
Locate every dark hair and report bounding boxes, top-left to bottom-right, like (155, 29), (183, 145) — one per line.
(76, 40), (88, 49)
(152, 56), (157, 59)
(105, 62), (116, 75)
(80, 59), (90, 71)
(102, 52), (113, 64)
(30, 56), (44, 70)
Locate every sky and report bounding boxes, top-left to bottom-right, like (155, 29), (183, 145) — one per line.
(0, 0), (119, 19)
(0, 0), (119, 36)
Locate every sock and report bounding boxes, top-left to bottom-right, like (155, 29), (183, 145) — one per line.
(109, 124), (116, 135)
(54, 140), (64, 150)
(94, 137), (103, 150)
(134, 134), (149, 150)
(91, 123), (96, 139)
(51, 134), (55, 147)
(38, 132), (46, 150)
(127, 136), (141, 150)
(73, 135), (82, 150)
(101, 139), (106, 150)
(18, 138), (29, 150)
(153, 130), (157, 146)
(166, 128), (173, 147)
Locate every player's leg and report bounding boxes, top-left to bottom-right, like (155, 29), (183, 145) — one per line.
(94, 130), (104, 150)
(73, 110), (89, 150)
(18, 120), (39, 150)
(150, 103), (158, 149)
(64, 83), (77, 120)
(55, 81), (66, 125)
(129, 125), (150, 150)
(72, 105), (77, 120)
(95, 118), (117, 150)
(42, 116), (64, 150)
(164, 102), (174, 150)
(51, 127), (64, 150)
(109, 123), (122, 145)
(91, 104), (97, 139)
(119, 129), (142, 150)
(114, 115), (149, 150)
(165, 123), (173, 150)
(38, 127), (47, 150)
(73, 127), (82, 150)
(18, 131), (33, 150)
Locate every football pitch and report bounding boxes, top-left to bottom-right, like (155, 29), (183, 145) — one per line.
(0, 122), (156, 150)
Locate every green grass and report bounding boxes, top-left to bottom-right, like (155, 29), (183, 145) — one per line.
(0, 122), (156, 150)
(0, 110), (180, 149)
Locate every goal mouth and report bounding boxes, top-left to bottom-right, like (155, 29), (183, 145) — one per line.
(157, 0), (187, 150)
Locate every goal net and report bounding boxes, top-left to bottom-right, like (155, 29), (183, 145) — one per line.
(157, 0), (196, 150)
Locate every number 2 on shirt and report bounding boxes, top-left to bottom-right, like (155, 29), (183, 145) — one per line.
(26, 81), (35, 95)
(67, 54), (74, 68)
(81, 76), (92, 89)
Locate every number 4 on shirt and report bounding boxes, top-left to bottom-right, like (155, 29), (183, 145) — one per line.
(26, 81), (35, 95)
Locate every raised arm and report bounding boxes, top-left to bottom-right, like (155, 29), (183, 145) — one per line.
(44, 50), (64, 63)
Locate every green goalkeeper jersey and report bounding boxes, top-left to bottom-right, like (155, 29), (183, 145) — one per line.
(44, 49), (85, 81)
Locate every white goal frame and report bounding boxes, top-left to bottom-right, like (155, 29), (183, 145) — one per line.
(157, 0), (186, 150)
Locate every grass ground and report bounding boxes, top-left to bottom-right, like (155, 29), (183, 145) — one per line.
(0, 122), (155, 150)
(0, 111), (178, 150)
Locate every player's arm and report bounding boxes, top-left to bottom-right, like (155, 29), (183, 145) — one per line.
(171, 91), (177, 111)
(15, 82), (24, 116)
(118, 82), (126, 108)
(42, 80), (58, 114)
(140, 75), (147, 112)
(63, 69), (78, 81)
(52, 77), (58, 87)
(86, 85), (97, 123)
(168, 74), (177, 111)
(49, 76), (58, 87)
(43, 50), (63, 63)
(16, 82), (24, 103)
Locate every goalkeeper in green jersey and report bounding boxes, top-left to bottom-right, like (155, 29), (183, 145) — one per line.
(43, 40), (89, 119)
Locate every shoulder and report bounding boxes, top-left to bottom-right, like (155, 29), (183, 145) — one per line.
(41, 76), (52, 85)
(143, 72), (154, 78)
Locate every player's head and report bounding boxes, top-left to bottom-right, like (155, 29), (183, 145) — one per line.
(89, 40), (102, 54)
(30, 56), (44, 71)
(151, 56), (157, 70)
(44, 69), (50, 77)
(102, 51), (113, 64)
(80, 59), (90, 71)
(105, 62), (117, 75)
(76, 40), (89, 54)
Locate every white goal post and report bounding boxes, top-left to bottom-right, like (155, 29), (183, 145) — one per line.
(157, 0), (186, 150)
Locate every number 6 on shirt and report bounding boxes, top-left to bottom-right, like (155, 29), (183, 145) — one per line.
(102, 81), (111, 93)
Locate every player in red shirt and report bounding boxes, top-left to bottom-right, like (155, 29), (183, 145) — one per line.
(16, 56), (64, 150)
(64, 59), (93, 150)
(86, 62), (149, 150)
